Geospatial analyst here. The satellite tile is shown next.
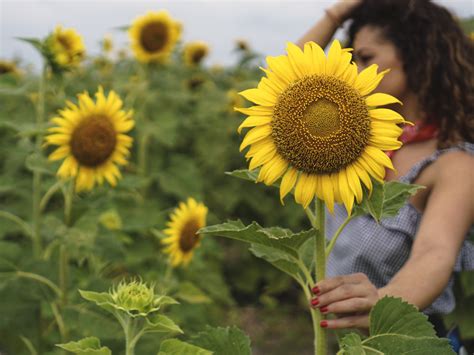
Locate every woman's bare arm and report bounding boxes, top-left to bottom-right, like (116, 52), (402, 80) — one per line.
(296, 0), (362, 49)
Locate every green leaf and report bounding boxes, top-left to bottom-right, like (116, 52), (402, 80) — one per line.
(200, 220), (313, 260)
(190, 326), (251, 355)
(78, 290), (116, 314)
(339, 333), (379, 355)
(355, 180), (424, 222)
(157, 339), (213, 355)
(344, 297), (456, 354)
(369, 296), (435, 337)
(154, 295), (180, 307)
(16, 37), (44, 53)
(225, 169), (279, 188)
(56, 337), (111, 355)
(363, 335), (454, 354)
(249, 244), (301, 280)
(144, 314), (183, 335)
(175, 281), (212, 304)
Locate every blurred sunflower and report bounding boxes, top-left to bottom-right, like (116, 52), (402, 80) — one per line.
(235, 38), (250, 52)
(128, 10), (181, 63)
(237, 40), (411, 214)
(0, 60), (19, 75)
(102, 34), (114, 54)
(183, 41), (209, 67)
(46, 25), (85, 69)
(45, 87), (134, 192)
(162, 198), (208, 267)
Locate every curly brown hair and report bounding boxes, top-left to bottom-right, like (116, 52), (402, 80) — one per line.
(347, 0), (473, 148)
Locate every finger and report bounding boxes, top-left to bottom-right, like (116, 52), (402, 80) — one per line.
(312, 283), (375, 309)
(319, 297), (373, 315)
(320, 314), (369, 330)
(312, 273), (368, 295)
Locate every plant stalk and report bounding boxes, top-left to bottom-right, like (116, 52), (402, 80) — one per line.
(313, 198), (327, 355)
(32, 63), (47, 257)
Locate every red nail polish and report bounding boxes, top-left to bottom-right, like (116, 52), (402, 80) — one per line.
(312, 286), (320, 294)
(320, 320), (328, 328)
(310, 298), (319, 306)
(320, 306), (329, 313)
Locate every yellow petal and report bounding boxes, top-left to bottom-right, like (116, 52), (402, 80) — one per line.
(326, 40), (342, 76)
(234, 105), (274, 116)
(321, 174), (335, 214)
(258, 155), (288, 185)
(48, 145), (70, 161)
(294, 173), (317, 209)
(286, 42), (308, 77)
(279, 167), (298, 203)
(366, 93), (402, 107)
(248, 143), (277, 170)
(266, 55), (298, 85)
(369, 108), (407, 124)
(238, 115), (272, 134)
(365, 146), (395, 170)
(338, 169), (354, 215)
(240, 88), (277, 106)
(353, 161), (373, 191)
(239, 125), (272, 151)
(309, 42), (326, 75)
(346, 165), (363, 204)
(369, 136), (403, 151)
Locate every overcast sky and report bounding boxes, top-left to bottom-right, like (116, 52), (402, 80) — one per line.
(1, 0), (472, 69)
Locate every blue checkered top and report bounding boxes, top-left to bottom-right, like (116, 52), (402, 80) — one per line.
(325, 142), (474, 315)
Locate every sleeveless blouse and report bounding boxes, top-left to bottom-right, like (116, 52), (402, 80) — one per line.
(325, 142), (474, 315)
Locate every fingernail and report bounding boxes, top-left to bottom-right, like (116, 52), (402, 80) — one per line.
(311, 286), (320, 294)
(310, 298), (319, 307)
(320, 320), (328, 328)
(320, 306), (329, 313)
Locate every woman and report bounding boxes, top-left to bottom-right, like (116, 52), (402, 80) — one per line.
(298, 0), (474, 339)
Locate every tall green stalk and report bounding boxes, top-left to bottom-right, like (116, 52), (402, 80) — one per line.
(306, 198), (327, 355)
(32, 64), (47, 257)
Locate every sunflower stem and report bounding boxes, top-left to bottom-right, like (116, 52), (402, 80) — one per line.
(313, 198), (327, 355)
(58, 179), (74, 341)
(31, 63), (47, 258)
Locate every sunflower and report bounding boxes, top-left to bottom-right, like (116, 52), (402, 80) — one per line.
(162, 198), (208, 267)
(128, 10), (182, 63)
(46, 25), (85, 69)
(0, 60), (19, 75)
(236, 40), (411, 214)
(45, 87), (134, 192)
(183, 41), (209, 67)
(102, 34), (114, 54)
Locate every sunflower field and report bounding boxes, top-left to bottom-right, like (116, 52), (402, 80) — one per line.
(1, 9), (473, 355)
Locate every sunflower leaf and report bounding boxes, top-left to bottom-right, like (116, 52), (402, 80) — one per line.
(355, 180), (424, 222)
(190, 326), (251, 355)
(225, 169), (279, 188)
(157, 338), (213, 355)
(249, 244), (301, 280)
(338, 297), (455, 354)
(200, 220), (313, 260)
(144, 314), (183, 335)
(56, 337), (111, 355)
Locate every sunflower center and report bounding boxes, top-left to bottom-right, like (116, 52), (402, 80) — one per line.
(191, 48), (206, 64)
(140, 22), (168, 53)
(70, 116), (117, 167)
(303, 99), (340, 137)
(57, 35), (72, 50)
(179, 220), (201, 253)
(272, 75), (370, 174)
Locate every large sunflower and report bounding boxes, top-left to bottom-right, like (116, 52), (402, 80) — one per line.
(45, 87), (134, 192)
(46, 25), (85, 69)
(162, 198), (208, 267)
(128, 10), (182, 63)
(183, 41), (209, 67)
(237, 40), (411, 214)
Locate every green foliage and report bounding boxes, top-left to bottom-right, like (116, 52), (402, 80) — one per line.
(56, 337), (111, 355)
(190, 326), (252, 355)
(339, 297), (455, 354)
(157, 339), (212, 355)
(354, 180), (424, 222)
